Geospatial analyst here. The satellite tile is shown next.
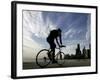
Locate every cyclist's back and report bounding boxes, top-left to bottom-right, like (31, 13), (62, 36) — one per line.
(47, 30), (59, 42)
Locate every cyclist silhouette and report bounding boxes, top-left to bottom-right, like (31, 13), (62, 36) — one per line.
(47, 28), (62, 63)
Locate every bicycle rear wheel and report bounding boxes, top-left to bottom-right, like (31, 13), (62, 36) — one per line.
(36, 49), (51, 68)
(55, 52), (65, 66)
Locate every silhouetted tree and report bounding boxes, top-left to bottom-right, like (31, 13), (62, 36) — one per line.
(64, 54), (70, 59)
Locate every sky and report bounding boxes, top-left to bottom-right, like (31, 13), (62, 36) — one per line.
(22, 10), (91, 62)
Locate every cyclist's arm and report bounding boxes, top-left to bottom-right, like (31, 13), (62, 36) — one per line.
(56, 38), (60, 47)
(59, 33), (62, 45)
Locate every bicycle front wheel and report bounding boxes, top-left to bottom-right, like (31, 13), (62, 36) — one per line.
(55, 52), (65, 66)
(36, 49), (51, 68)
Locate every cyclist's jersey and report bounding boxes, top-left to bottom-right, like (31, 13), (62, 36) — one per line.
(47, 30), (60, 42)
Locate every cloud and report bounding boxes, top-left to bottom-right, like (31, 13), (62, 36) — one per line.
(63, 16), (85, 39)
(85, 15), (91, 41)
(24, 11), (58, 38)
(63, 44), (76, 54)
(64, 28), (77, 39)
(64, 28), (73, 37)
(23, 11), (46, 38)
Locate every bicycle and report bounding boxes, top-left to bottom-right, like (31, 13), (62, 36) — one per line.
(36, 45), (66, 68)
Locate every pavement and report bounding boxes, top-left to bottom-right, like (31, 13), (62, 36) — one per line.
(23, 59), (90, 69)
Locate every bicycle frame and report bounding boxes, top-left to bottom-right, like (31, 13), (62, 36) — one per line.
(56, 47), (61, 52)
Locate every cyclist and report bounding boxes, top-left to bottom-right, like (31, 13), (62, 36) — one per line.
(47, 28), (63, 63)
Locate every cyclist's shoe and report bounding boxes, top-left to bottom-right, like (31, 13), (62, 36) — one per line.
(52, 60), (57, 63)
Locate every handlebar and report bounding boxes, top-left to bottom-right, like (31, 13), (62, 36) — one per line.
(60, 45), (66, 47)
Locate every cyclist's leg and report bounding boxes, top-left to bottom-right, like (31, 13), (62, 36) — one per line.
(51, 48), (55, 62)
(51, 42), (57, 63)
(47, 50), (52, 61)
(46, 39), (52, 61)
(47, 38), (57, 63)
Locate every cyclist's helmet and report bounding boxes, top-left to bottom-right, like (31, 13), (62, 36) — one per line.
(58, 28), (62, 32)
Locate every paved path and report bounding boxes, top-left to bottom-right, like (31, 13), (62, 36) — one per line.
(23, 59), (90, 69)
